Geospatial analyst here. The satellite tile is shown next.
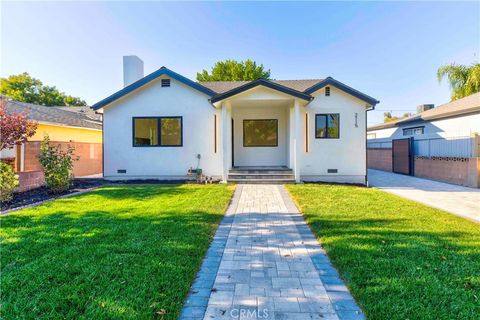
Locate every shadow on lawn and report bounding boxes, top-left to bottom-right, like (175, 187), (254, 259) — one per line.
(304, 215), (480, 319)
(1, 192), (226, 319)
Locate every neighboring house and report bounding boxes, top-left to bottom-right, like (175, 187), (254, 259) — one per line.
(367, 92), (480, 187)
(0, 98), (103, 191)
(92, 55), (379, 184)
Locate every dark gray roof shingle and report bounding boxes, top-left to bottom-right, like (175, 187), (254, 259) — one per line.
(54, 106), (102, 121)
(199, 79), (324, 94)
(4, 99), (102, 130)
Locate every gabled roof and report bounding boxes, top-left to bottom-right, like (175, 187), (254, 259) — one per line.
(4, 98), (102, 130)
(201, 79), (324, 94)
(304, 77), (380, 106)
(54, 106), (102, 121)
(368, 92), (480, 131)
(91, 66), (379, 110)
(209, 79), (313, 103)
(92, 67), (217, 110)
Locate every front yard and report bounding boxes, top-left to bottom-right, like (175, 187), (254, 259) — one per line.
(0, 184), (234, 319)
(287, 184), (480, 320)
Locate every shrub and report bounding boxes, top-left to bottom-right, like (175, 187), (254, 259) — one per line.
(0, 161), (19, 202)
(39, 135), (76, 194)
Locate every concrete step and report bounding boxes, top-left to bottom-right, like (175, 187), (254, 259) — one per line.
(227, 178), (296, 184)
(229, 169), (293, 175)
(228, 175), (294, 180)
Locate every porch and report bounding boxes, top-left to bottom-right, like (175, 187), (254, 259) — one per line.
(213, 82), (310, 183)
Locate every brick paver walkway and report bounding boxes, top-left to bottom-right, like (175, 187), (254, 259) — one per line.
(180, 185), (364, 320)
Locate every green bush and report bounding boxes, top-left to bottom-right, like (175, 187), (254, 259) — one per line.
(39, 135), (76, 194)
(0, 161), (19, 202)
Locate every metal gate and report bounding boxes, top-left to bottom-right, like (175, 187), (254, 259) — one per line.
(392, 138), (414, 175)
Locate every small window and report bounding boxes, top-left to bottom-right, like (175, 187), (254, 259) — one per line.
(160, 117), (182, 146)
(133, 118), (159, 146)
(243, 119), (278, 147)
(367, 133), (376, 139)
(403, 126), (424, 136)
(161, 79), (171, 87)
(325, 86), (330, 96)
(133, 116), (182, 147)
(315, 114), (340, 139)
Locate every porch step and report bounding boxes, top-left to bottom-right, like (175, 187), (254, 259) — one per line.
(228, 178), (296, 184)
(227, 168), (295, 184)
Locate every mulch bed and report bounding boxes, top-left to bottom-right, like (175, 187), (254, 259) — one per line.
(1, 179), (105, 212)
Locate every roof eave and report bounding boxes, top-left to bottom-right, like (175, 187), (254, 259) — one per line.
(304, 77), (380, 106)
(92, 67), (217, 110)
(209, 79), (313, 103)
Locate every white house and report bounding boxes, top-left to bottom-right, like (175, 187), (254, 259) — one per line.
(92, 56), (379, 184)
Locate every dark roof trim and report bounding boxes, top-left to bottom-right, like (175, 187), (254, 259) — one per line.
(304, 77), (380, 106)
(210, 79), (313, 103)
(92, 67), (217, 110)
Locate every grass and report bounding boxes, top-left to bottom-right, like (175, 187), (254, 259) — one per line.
(286, 184), (480, 320)
(0, 184), (234, 320)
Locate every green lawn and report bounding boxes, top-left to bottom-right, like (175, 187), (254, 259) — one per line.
(286, 184), (480, 320)
(1, 184), (234, 320)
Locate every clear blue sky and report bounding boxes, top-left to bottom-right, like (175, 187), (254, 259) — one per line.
(1, 1), (479, 125)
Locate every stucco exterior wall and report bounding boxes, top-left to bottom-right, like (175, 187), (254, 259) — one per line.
(103, 76), (223, 179)
(300, 86), (368, 183)
(232, 105), (289, 166)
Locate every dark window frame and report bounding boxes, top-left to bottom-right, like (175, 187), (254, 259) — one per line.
(243, 119), (279, 147)
(132, 116), (183, 147)
(315, 113), (340, 139)
(325, 86), (331, 96)
(402, 126), (424, 136)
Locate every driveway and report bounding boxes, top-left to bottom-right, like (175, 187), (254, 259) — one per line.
(368, 169), (480, 223)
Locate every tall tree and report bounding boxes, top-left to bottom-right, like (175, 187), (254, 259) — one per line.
(0, 97), (38, 150)
(437, 63), (480, 100)
(0, 72), (86, 106)
(197, 59), (271, 81)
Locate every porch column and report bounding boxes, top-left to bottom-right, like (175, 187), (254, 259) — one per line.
(293, 99), (303, 182)
(221, 101), (232, 182)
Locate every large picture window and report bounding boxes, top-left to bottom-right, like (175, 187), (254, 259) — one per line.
(133, 116), (182, 147)
(316, 114), (340, 139)
(243, 119), (278, 147)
